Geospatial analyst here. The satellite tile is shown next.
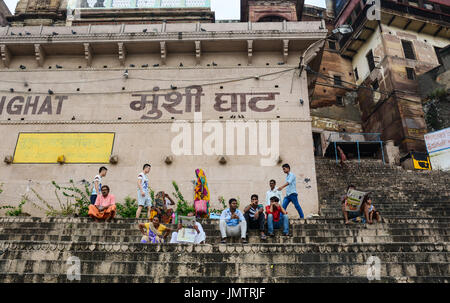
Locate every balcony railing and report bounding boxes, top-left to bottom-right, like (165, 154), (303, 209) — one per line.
(67, 0), (211, 10)
(327, 132), (385, 164)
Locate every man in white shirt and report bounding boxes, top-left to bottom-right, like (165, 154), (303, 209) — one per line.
(170, 212), (206, 244)
(90, 166), (108, 205)
(136, 163), (152, 218)
(266, 179), (282, 206)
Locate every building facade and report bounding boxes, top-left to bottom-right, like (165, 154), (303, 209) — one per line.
(8, 0), (215, 26)
(335, 0), (450, 153)
(0, 0), (11, 26)
(0, 20), (327, 217)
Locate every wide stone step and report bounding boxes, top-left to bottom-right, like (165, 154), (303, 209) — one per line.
(2, 227), (448, 238)
(3, 249), (449, 264)
(1, 259), (448, 278)
(1, 241), (448, 254)
(1, 217), (450, 225)
(1, 234), (448, 244)
(1, 273), (448, 283)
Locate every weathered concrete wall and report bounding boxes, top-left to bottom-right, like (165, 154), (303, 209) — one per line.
(0, 49), (320, 217)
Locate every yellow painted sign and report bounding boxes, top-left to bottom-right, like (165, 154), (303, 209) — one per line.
(13, 133), (115, 163)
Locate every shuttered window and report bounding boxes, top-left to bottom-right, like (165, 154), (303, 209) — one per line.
(406, 67), (416, 80)
(366, 50), (375, 72)
(402, 40), (416, 60)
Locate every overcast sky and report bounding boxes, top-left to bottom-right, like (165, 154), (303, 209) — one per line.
(4, 0), (326, 19)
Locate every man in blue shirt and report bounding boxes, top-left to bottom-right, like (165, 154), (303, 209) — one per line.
(277, 163), (304, 219)
(220, 198), (247, 243)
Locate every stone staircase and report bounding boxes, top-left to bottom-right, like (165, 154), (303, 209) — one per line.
(0, 158), (449, 283)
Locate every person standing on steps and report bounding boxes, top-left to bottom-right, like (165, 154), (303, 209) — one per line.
(219, 198), (247, 244)
(277, 163), (304, 219)
(90, 166), (108, 205)
(136, 163), (152, 218)
(266, 179), (282, 206)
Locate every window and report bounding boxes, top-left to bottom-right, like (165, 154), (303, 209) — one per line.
(354, 68), (359, 81)
(336, 96), (344, 106)
(372, 79), (379, 90)
(258, 15), (287, 22)
(401, 40), (416, 60)
(406, 67), (416, 80)
(366, 50), (375, 72)
(434, 46), (443, 65)
(334, 75), (343, 86)
(328, 41), (336, 50)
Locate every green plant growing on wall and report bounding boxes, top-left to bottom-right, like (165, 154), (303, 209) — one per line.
(52, 180), (91, 217)
(116, 196), (139, 218)
(0, 196), (28, 216)
(172, 181), (194, 216)
(28, 180), (90, 217)
(30, 187), (76, 217)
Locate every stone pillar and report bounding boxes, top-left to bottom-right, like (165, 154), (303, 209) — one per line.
(384, 140), (400, 166)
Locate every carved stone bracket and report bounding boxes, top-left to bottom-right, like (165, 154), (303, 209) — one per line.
(160, 41), (167, 65)
(282, 39), (289, 64)
(34, 44), (45, 67)
(84, 43), (92, 67)
(195, 41), (201, 65)
(118, 42), (127, 66)
(247, 40), (253, 66)
(0, 45), (11, 68)
(303, 40), (324, 66)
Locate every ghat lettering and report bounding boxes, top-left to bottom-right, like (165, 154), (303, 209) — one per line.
(0, 95), (68, 116)
(130, 86), (203, 120)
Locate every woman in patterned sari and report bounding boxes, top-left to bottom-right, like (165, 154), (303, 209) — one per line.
(150, 191), (175, 224)
(194, 169), (210, 218)
(138, 216), (172, 244)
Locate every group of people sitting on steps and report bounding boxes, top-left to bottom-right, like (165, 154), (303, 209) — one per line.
(341, 185), (381, 225)
(86, 163), (307, 244)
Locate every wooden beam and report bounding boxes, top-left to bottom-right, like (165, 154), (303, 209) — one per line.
(403, 19), (412, 30)
(363, 26), (375, 32)
(433, 26), (443, 37)
(355, 37), (366, 42)
(417, 23), (426, 33)
(387, 15), (396, 26)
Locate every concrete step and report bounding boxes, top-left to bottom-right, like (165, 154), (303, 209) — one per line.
(1, 272), (448, 283)
(2, 226), (448, 237)
(1, 234), (449, 244)
(1, 241), (448, 254)
(1, 259), (448, 278)
(3, 249), (449, 264)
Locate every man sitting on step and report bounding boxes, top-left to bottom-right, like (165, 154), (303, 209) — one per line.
(341, 185), (359, 225)
(266, 196), (289, 237)
(243, 194), (267, 240)
(88, 185), (116, 222)
(219, 198), (247, 244)
(170, 212), (206, 244)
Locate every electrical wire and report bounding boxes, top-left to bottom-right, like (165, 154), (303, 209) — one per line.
(0, 67), (297, 95)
